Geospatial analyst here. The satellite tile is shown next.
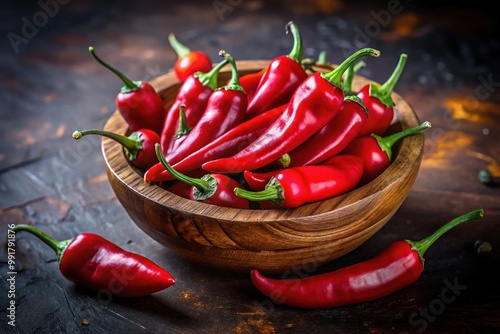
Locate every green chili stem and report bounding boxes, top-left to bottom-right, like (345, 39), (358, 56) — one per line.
(154, 143), (209, 192)
(73, 129), (142, 161)
(88, 46), (140, 93)
(407, 209), (484, 262)
(194, 57), (229, 90)
(317, 51), (327, 64)
(218, 51), (244, 92)
(175, 105), (192, 137)
(10, 224), (72, 264)
(370, 53), (407, 107)
(286, 21), (303, 63)
(168, 33), (191, 58)
(373, 121), (431, 161)
(234, 186), (279, 202)
(322, 48), (380, 88)
(343, 61), (366, 95)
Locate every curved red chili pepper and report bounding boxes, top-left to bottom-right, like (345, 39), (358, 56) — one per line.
(168, 33), (212, 83)
(89, 47), (166, 135)
(342, 121), (431, 185)
(165, 51), (247, 166)
(243, 169), (283, 191)
(234, 155), (364, 208)
(245, 21), (308, 120)
(238, 68), (266, 102)
(251, 209), (484, 308)
(144, 104), (286, 183)
(155, 144), (249, 208)
(72, 128), (160, 171)
(160, 58), (229, 155)
(202, 48), (381, 174)
(356, 53), (408, 137)
(11, 224), (175, 297)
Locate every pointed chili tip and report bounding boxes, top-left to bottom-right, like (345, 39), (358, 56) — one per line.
(72, 131), (83, 139)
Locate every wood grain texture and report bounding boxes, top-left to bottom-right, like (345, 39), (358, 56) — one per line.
(101, 60), (424, 273)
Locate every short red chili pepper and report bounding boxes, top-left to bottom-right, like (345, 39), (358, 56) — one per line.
(342, 121), (431, 185)
(202, 47), (380, 174)
(245, 21), (308, 120)
(168, 33), (212, 83)
(234, 155), (364, 208)
(144, 104), (286, 183)
(11, 224), (175, 297)
(155, 144), (249, 209)
(160, 57), (229, 155)
(89, 46), (166, 135)
(72, 128), (160, 171)
(356, 53), (408, 137)
(238, 68), (266, 102)
(243, 169), (283, 191)
(165, 51), (247, 166)
(251, 209), (484, 308)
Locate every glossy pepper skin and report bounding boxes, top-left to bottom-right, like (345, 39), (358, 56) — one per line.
(155, 144), (249, 209)
(11, 225), (175, 298)
(160, 58), (229, 155)
(234, 155), (364, 208)
(165, 51), (247, 166)
(251, 209), (484, 308)
(342, 121), (431, 185)
(144, 104), (286, 183)
(72, 128), (160, 171)
(168, 33), (212, 83)
(89, 47), (166, 135)
(243, 169), (283, 191)
(245, 21), (307, 120)
(238, 68), (266, 102)
(202, 48), (381, 174)
(356, 53), (408, 137)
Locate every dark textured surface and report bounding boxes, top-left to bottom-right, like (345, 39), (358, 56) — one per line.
(1, 1), (499, 333)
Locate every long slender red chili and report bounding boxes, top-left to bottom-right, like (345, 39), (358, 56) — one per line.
(165, 51), (247, 166)
(202, 47), (381, 174)
(356, 53), (408, 137)
(11, 224), (175, 297)
(234, 155), (364, 208)
(144, 104), (286, 183)
(89, 47), (166, 135)
(168, 33), (212, 83)
(72, 128), (159, 171)
(251, 209), (484, 308)
(160, 57), (229, 155)
(155, 144), (249, 209)
(342, 121), (431, 185)
(245, 21), (308, 120)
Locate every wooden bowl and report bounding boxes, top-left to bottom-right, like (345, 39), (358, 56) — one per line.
(101, 60), (424, 274)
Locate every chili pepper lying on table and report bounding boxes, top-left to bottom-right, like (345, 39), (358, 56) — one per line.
(160, 57), (229, 155)
(165, 51), (247, 166)
(72, 128), (160, 171)
(202, 47), (381, 174)
(234, 155), (364, 209)
(168, 33), (212, 83)
(89, 47), (166, 135)
(155, 144), (249, 208)
(251, 209), (484, 308)
(11, 224), (175, 297)
(342, 121), (431, 185)
(144, 104), (286, 183)
(245, 21), (308, 120)
(287, 63), (369, 168)
(356, 53), (408, 137)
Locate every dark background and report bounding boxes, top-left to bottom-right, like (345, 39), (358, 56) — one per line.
(1, 1), (499, 333)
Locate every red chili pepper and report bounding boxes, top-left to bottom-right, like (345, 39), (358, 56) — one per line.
(342, 121), (431, 185)
(155, 144), (249, 209)
(245, 21), (308, 120)
(238, 68), (266, 102)
(202, 47), (381, 174)
(250, 209), (484, 308)
(11, 224), (175, 297)
(243, 169), (283, 191)
(72, 128), (159, 171)
(356, 53), (408, 137)
(168, 33), (212, 83)
(89, 47), (166, 135)
(165, 51), (247, 166)
(234, 155), (364, 208)
(160, 58), (229, 155)
(144, 104), (286, 183)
